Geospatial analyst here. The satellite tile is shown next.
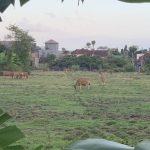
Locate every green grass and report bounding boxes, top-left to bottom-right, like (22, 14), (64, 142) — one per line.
(0, 71), (150, 149)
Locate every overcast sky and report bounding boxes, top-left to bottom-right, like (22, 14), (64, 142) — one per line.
(0, 0), (150, 50)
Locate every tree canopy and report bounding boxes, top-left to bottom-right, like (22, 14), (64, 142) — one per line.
(0, 25), (34, 71)
(119, 0), (150, 2)
(0, 0), (29, 21)
(1, 0), (150, 21)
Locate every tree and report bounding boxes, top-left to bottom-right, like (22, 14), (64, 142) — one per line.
(91, 40), (96, 50)
(128, 45), (138, 64)
(119, 0), (150, 3)
(62, 48), (70, 56)
(0, 44), (7, 53)
(86, 42), (91, 49)
(62, 0), (84, 5)
(0, 0), (30, 21)
(0, 42), (22, 70)
(7, 25), (35, 71)
(91, 40), (96, 56)
(107, 55), (128, 68)
(111, 49), (121, 55)
(128, 45), (138, 58)
(1, 0), (150, 21)
(47, 54), (56, 68)
(123, 45), (128, 57)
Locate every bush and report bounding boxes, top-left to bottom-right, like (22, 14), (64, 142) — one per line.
(124, 63), (135, 72)
(143, 64), (150, 74)
(71, 65), (80, 71)
(39, 63), (49, 71)
(113, 67), (125, 72)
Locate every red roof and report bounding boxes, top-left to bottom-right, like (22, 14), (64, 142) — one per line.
(93, 50), (109, 57)
(72, 49), (91, 55)
(45, 39), (58, 44)
(71, 49), (109, 57)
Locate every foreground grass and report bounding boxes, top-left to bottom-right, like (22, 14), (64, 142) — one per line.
(0, 71), (150, 149)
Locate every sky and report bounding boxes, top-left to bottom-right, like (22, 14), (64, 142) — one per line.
(0, 0), (150, 51)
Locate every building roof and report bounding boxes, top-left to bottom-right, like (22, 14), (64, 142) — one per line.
(45, 39), (58, 44)
(71, 48), (109, 57)
(97, 46), (108, 51)
(71, 49), (91, 56)
(94, 50), (109, 57)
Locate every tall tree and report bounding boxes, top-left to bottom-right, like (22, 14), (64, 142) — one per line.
(0, 43), (7, 53)
(128, 45), (138, 58)
(123, 45), (128, 57)
(47, 54), (56, 68)
(91, 40), (96, 50)
(86, 42), (91, 49)
(128, 45), (138, 64)
(7, 25), (35, 70)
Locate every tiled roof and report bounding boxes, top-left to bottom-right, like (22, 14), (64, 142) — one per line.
(71, 49), (91, 55)
(71, 49), (109, 57)
(45, 39), (58, 44)
(93, 50), (109, 57)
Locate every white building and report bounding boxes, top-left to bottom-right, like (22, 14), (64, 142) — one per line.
(45, 39), (59, 56)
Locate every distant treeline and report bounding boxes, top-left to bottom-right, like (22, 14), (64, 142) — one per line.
(40, 54), (135, 72)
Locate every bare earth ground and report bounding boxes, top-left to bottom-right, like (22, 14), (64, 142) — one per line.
(0, 71), (150, 150)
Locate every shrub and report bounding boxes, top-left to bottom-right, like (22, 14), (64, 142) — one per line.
(113, 67), (125, 72)
(124, 63), (135, 72)
(71, 65), (80, 71)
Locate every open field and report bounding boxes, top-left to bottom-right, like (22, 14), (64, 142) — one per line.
(0, 71), (150, 149)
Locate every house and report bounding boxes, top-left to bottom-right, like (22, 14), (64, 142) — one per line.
(135, 50), (150, 71)
(0, 41), (15, 49)
(0, 40), (41, 68)
(45, 39), (59, 56)
(138, 52), (150, 66)
(93, 50), (109, 58)
(135, 50), (148, 66)
(71, 49), (91, 57)
(97, 46), (109, 51)
(71, 48), (109, 58)
(61, 50), (71, 57)
(31, 43), (41, 68)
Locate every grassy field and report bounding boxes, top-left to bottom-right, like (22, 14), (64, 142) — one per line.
(0, 71), (150, 149)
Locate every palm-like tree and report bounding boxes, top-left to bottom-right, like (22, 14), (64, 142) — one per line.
(91, 40), (96, 50)
(86, 42), (91, 49)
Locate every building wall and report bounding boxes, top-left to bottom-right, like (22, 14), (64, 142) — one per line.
(34, 58), (39, 68)
(137, 54), (144, 60)
(45, 42), (59, 56)
(31, 52), (39, 68)
(45, 43), (58, 51)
